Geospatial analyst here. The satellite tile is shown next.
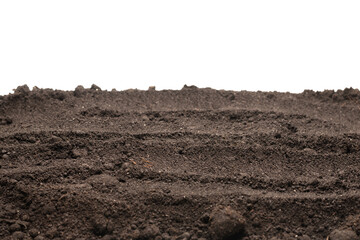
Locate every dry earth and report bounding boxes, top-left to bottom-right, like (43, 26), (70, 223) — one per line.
(1, 85), (360, 240)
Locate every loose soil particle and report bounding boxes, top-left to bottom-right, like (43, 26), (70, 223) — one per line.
(0, 86), (360, 239)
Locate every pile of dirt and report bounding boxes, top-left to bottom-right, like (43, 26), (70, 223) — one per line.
(0, 85), (360, 240)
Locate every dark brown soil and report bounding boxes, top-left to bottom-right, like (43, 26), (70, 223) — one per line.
(1, 85), (360, 240)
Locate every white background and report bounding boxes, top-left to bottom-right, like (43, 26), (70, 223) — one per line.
(0, 0), (359, 95)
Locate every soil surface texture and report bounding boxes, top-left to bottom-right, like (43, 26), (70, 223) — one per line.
(1, 85), (360, 240)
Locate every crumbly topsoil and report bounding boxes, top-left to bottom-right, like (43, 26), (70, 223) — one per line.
(0, 85), (360, 240)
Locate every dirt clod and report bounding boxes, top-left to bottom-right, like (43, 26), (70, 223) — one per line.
(11, 231), (25, 240)
(0, 118), (12, 125)
(176, 232), (191, 240)
(299, 236), (311, 240)
(33, 236), (45, 240)
(28, 228), (40, 238)
(328, 229), (358, 240)
(74, 85), (86, 97)
(209, 206), (246, 240)
(71, 148), (88, 158)
(101, 235), (117, 240)
(86, 174), (119, 188)
(91, 84), (102, 91)
(45, 227), (59, 239)
(90, 216), (112, 236)
(161, 233), (171, 240)
(138, 224), (161, 239)
(13, 85), (30, 95)
(9, 223), (21, 233)
(200, 213), (210, 224)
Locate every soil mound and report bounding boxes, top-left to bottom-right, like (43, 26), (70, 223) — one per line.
(0, 86), (360, 239)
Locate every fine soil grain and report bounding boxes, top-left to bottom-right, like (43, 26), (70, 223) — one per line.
(0, 85), (360, 240)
